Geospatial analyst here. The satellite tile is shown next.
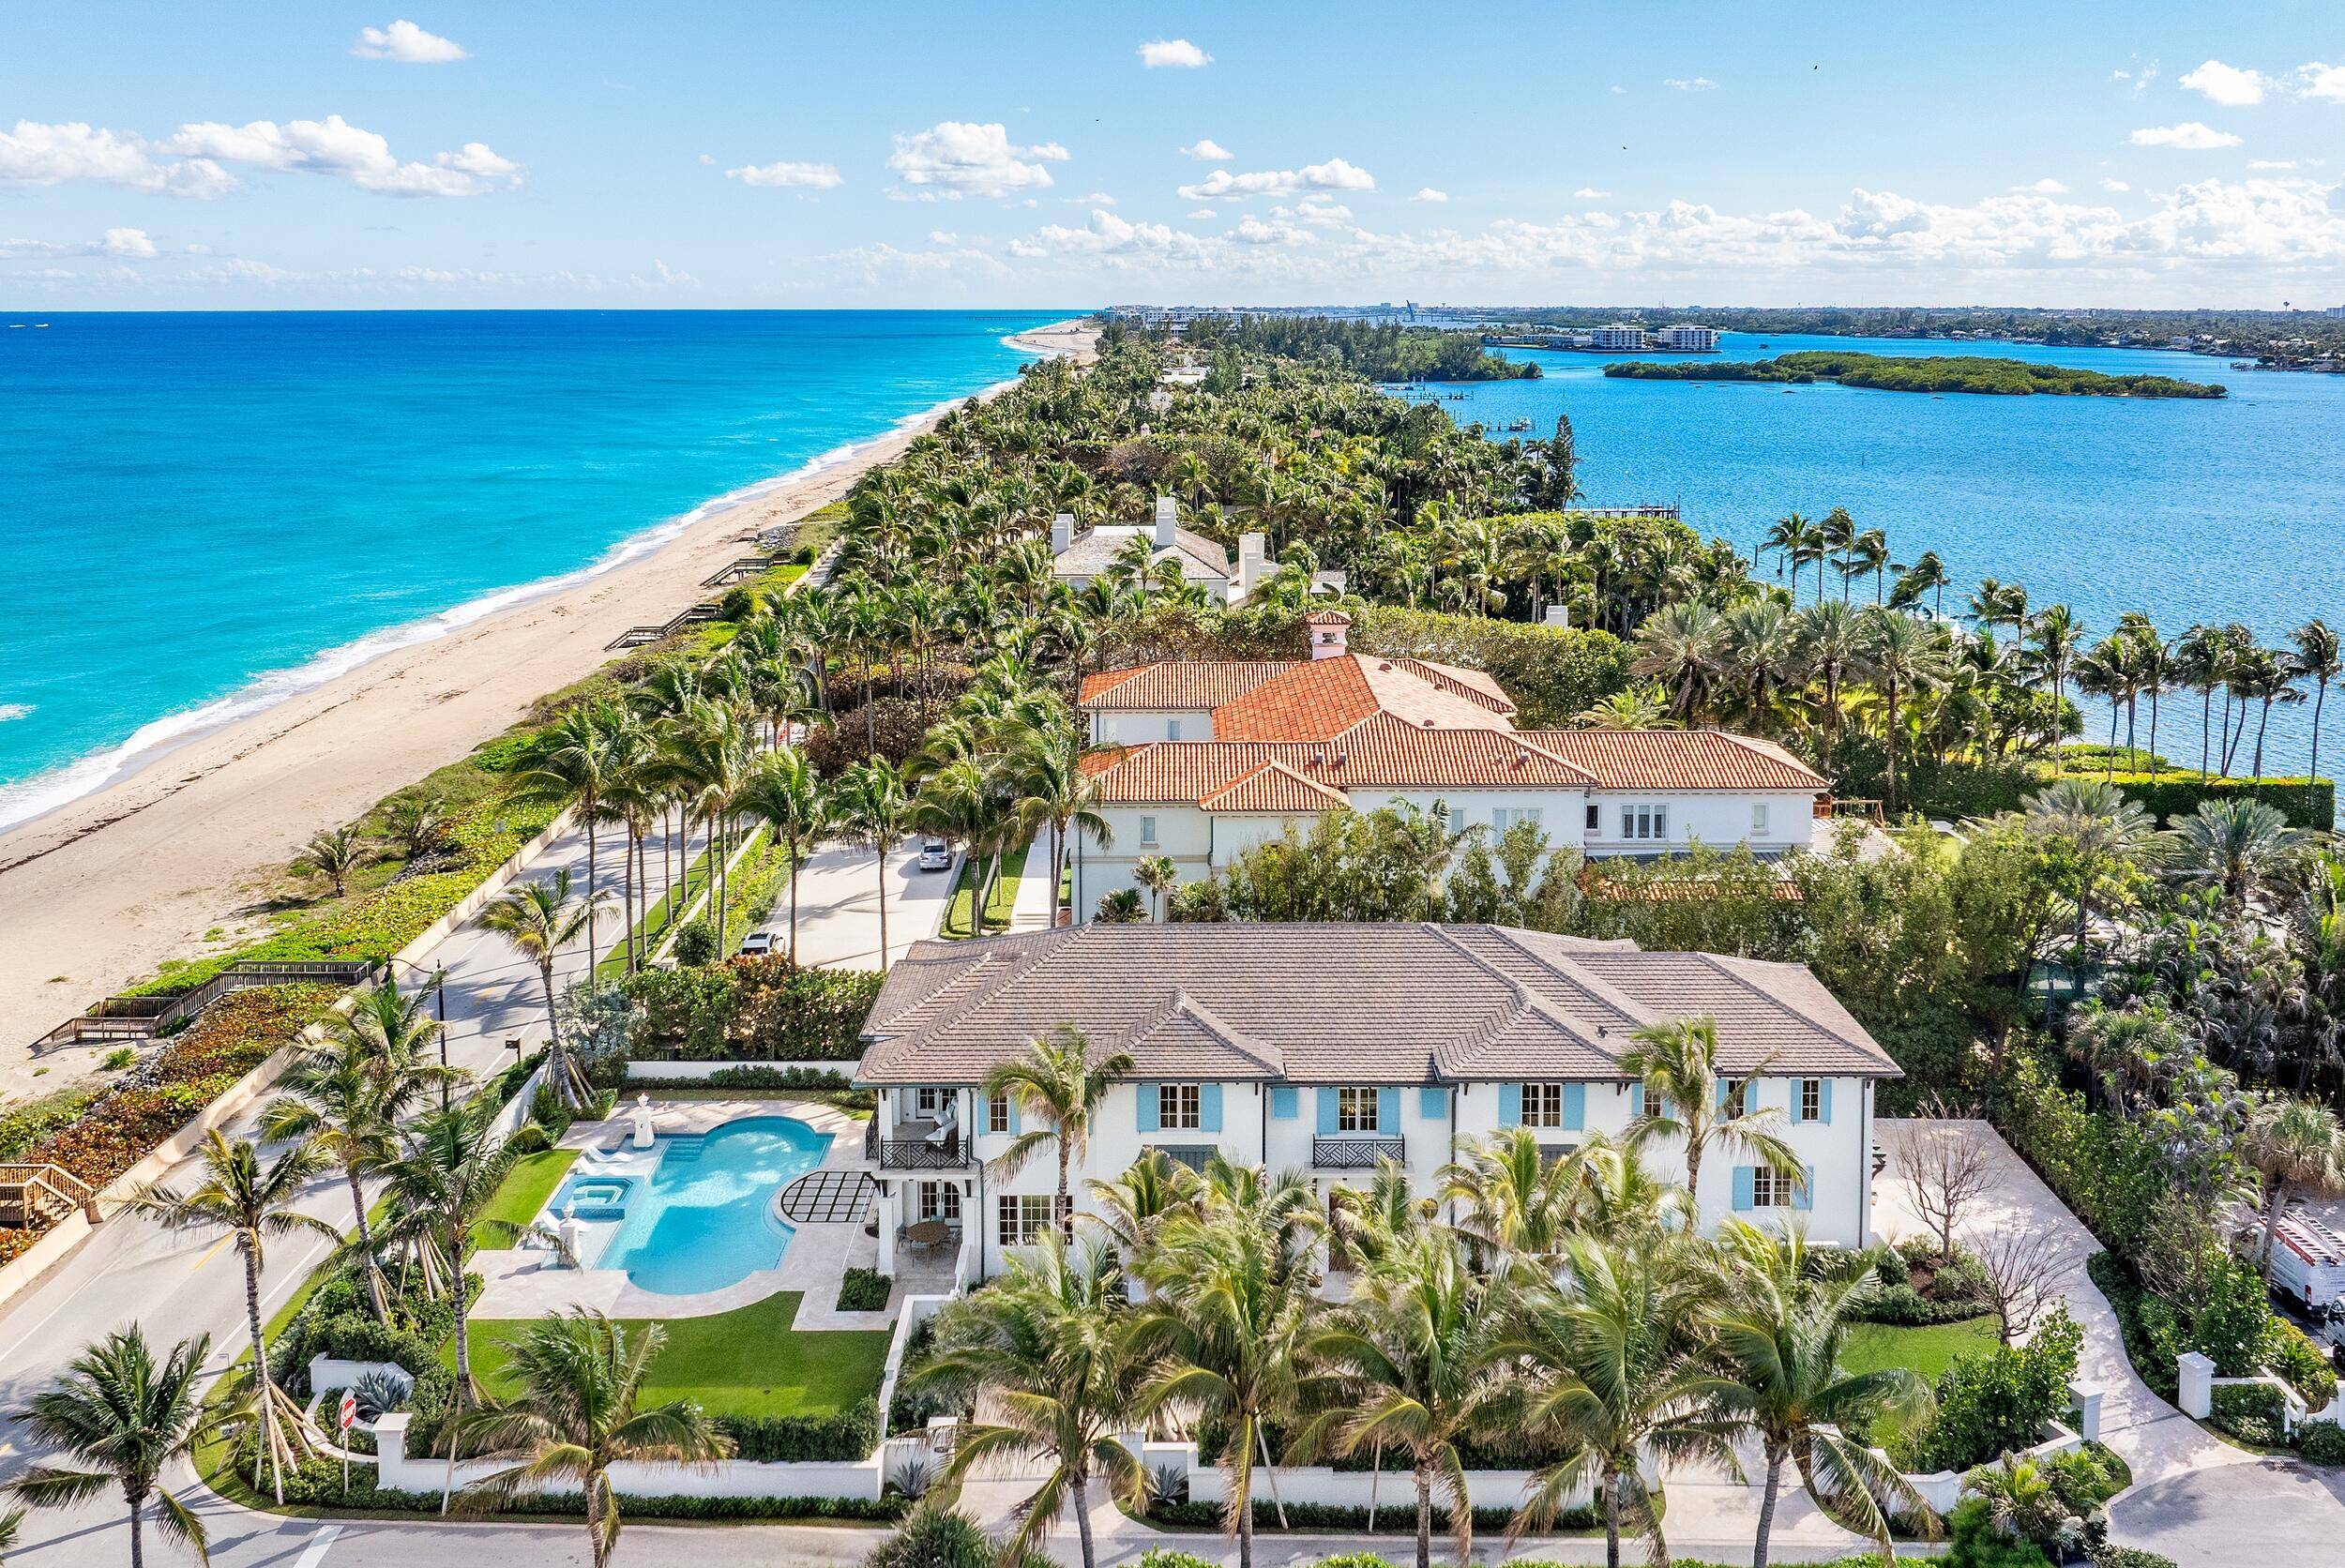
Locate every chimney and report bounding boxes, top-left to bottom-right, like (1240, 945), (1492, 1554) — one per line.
(1154, 494), (1177, 550)
(1238, 531), (1267, 600)
(1051, 511), (1073, 554)
(1307, 610), (1351, 661)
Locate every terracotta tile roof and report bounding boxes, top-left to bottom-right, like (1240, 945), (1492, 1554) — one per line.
(1078, 661), (1293, 710)
(1197, 761), (1352, 814)
(1388, 656), (1517, 715)
(857, 923), (1899, 1085)
(1513, 729), (1828, 792)
(1210, 655), (1522, 740)
(1304, 609), (1353, 626)
(1088, 717), (1600, 803)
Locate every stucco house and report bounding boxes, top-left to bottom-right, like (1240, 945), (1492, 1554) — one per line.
(850, 923), (1898, 1283)
(1070, 611), (1830, 918)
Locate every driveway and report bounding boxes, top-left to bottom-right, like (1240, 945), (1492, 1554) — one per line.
(748, 838), (952, 970)
(1876, 1119), (2345, 1564)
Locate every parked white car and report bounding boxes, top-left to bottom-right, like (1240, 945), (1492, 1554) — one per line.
(738, 930), (775, 957)
(917, 837), (952, 872)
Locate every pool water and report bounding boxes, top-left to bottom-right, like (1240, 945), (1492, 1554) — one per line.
(589, 1116), (832, 1295)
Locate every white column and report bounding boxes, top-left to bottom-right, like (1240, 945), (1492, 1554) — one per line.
(2072, 1383), (2105, 1442)
(877, 1187), (900, 1277)
(2177, 1352), (2216, 1419)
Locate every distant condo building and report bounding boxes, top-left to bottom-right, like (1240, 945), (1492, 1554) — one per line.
(1589, 324), (1649, 351)
(1654, 324), (1720, 351)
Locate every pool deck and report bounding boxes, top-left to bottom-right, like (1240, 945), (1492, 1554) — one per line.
(470, 1096), (955, 1329)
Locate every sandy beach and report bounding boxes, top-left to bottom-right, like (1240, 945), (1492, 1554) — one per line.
(0, 317), (1097, 1090)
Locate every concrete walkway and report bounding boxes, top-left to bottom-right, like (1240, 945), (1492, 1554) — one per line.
(749, 838), (952, 969)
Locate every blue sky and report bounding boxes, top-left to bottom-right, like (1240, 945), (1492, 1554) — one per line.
(8, 2), (2345, 308)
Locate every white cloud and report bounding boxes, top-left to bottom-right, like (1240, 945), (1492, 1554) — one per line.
(101, 226), (155, 258)
(887, 121), (1067, 200)
(2130, 122), (2243, 150)
(1288, 198), (1352, 223)
(2015, 177), (2069, 194)
(2180, 59), (2266, 106)
(0, 120), (233, 197)
(1179, 138), (1233, 161)
(928, 230), (959, 246)
(162, 115), (522, 196)
(1610, 84), (1626, 96)
(1139, 38), (1211, 68)
(1412, 187), (1448, 204)
(1187, 207), (1217, 219)
(649, 258), (696, 287)
(351, 20), (466, 64)
(2297, 62), (2345, 101)
(1663, 77), (1717, 92)
(2249, 159), (2298, 172)
(698, 154), (715, 166)
(2100, 177), (2131, 191)
(1179, 157), (1374, 202)
(0, 225), (157, 261)
(1070, 190), (1117, 205)
(725, 159), (843, 188)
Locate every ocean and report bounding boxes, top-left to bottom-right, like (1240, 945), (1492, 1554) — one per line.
(0, 309), (1063, 830)
(1442, 332), (2345, 780)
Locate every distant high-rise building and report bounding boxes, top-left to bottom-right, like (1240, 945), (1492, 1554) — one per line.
(1654, 324), (1720, 351)
(1590, 323), (1648, 351)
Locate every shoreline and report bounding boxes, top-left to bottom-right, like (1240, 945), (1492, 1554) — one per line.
(0, 315), (1096, 1080)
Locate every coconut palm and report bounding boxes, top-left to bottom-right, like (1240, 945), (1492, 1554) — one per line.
(2023, 778), (2161, 996)
(662, 699), (757, 931)
(1134, 854), (1179, 922)
(446, 1309), (732, 1568)
(1707, 1224), (1936, 1567)
(1796, 599), (1863, 753)
(292, 825), (370, 898)
(130, 1132), (337, 1501)
(835, 756), (915, 969)
(1621, 1016), (1805, 1208)
(1298, 1229), (1505, 1568)
(2292, 619), (2343, 787)
(371, 1099), (524, 1408)
(2169, 798), (2304, 911)
(2031, 603), (2082, 759)
(1631, 602), (1726, 721)
(910, 1234), (1147, 1568)
(501, 702), (627, 978)
(1856, 609), (1951, 812)
(733, 746), (829, 965)
(1438, 1126), (1586, 1268)
(2240, 1096), (2345, 1283)
(982, 1024), (1134, 1214)
(12, 1327), (216, 1568)
(1572, 685), (1676, 731)
(480, 867), (610, 1108)
(1083, 1147), (1202, 1258)
(2172, 623), (2231, 781)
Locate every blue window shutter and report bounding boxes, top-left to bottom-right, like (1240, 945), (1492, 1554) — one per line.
(1732, 1167), (1755, 1212)
(1789, 1084), (1806, 1125)
(1717, 1080), (1732, 1111)
(1563, 1083), (1585, 1130)
(1201, 1083), (1222, 1134)
(1008, 1099), (1021, 1136)
(1498, 1082), (1521, 1128)
(1819, 1080), (1834, 1124)
(1378, 1087), (1400, 1134)
(1630, 1083), (1644, 1118)
(1419, 1087), (1446, 1120)
(1136, 1083), (1160, 1135)
(1746, 1080), (1759, 1115)
(1271, 1087), (1298, 1120)
(1317, 1089), (1339, 1136)
(1793, 1166), (1815, 1213)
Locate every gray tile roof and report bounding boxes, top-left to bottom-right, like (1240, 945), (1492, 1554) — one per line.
(858, 924), (1899, 1087)
(1051, 525), (1233, 584)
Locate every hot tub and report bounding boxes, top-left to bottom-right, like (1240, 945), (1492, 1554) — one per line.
(552, 1173), (634, 1222)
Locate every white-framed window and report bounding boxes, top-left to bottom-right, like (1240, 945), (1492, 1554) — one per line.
(987, 1093), (1012, 1134)
(917, 1182), (962, 1223)
(1158, 1082), (1202, 1131)
(1490, 807), (1544, 833)
(1722, 1078), (1747, 1120)
(997, 1194), (1066, 1246)
(1167, 719), (1183, 742)
(913, 1086), (944, 1118)
(1521, 1082), (1567, 1127)
(1752, 802), (1771, 836)
(1799, 1078), (1823, 1123)
(1139, 815), (1159, 847)
(1337, 1086), (1380, 1133)
(1622, 804), (1669, 841)
(1751, 1167), (1795, 1208)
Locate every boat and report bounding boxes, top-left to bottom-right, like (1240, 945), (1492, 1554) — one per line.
(2230, 360), (2256, 370)
(1505, 416), (1532, 431)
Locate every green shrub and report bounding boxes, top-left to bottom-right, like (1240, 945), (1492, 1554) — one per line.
(1134, 1551), (1218, 1568)
(2044, 1443), (2128, 1512)
(1316, 1556), (1399, 1568)
(711, 1397), (878, 1463)
(2188, 1255), (2277, 1376)
(673, 920), (719, 966)
(2089, 1549), (2180, 1568)
(1944, 1498), (2052, 1568)
(2209, 1380), (2286, 1445)
(1144, 1498), (1596, 1533)
(1995, 1057), (2169, 1262)
(862, 1506), (990, 1568)
(1904, 1308), (2083, 1474)
(2260, 1314), (2340, 1408)
(838, 1267), (891, 1313)
(2296, 1418), (2345, 1465)
(1346, 605), (1631, 728)
(620, 959), (881, 1062)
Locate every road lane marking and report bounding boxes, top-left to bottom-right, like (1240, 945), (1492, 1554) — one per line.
(292, 1523), (343, 1568)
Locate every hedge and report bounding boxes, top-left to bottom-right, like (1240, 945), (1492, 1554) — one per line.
(1345, 606), (1631, 729)
(625, 1064), (857, 1094)
(716, 1397), (879, 1463)
(621, 959), (881, 1062)
(1146, 1498), (1605, 1533)
(234, 1445), (906, 1520)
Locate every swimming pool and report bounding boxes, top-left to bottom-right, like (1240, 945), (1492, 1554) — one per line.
(561, 1116), (832, 1295)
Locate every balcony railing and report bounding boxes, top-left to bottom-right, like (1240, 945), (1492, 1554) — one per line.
(1153, 1145), (1220, 1173)
(1311, 1136), (1407, 1170)
(863, 1120), (970, 1170)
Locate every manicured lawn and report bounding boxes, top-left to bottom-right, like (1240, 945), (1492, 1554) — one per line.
(461, 1290), (888, 1417)
(473, 1148), (579, 1246)
(1842, 1316), (2003, 1383)
(942, 841), (1027, 938)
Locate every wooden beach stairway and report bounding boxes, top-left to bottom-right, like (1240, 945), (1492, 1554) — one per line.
(32, 958), (380, 1050)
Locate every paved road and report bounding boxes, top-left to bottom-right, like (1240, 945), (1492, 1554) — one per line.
(747, 839), (952, 970)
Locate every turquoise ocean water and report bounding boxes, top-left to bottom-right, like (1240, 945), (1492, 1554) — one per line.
(0, 309), (1061, 830)
(1441, 332), (2345, 778)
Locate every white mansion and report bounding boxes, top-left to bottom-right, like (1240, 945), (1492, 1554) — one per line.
(852, 923), (1898, 1282)
(1068, 611), (1830, 919)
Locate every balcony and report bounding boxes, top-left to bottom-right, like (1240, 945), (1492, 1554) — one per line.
(1311, 1136), (1407, 1170)
(1153, 1145), (1221, 1173)
(864, 1118), (972, 1171)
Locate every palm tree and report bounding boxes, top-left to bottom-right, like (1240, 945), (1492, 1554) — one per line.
(911, 1234), (1146, 1568)
(836, 757), (914, 969)
(2031, 604), (2081, 760)
(663, 700), (756, 932)
(1572, 686), (1676, 731)
(1632, 602), (1725, 722)
(1299, 1229), (1505, 1568)
(1439, 1126), (1585, 1268)
(131, 1133), (337, 1501)
(1847, 528), (1891, 606)
(447, 1310), (733, 1568)
(1708, 1224), (1936, 1567)
(480, 867), (609, 1108)
(13, 1328), (216, 1568)
(1857, 609), (1950, 812)
(293, 825), (370, 898)
(372, 1100), (523, 1409)
(2293, 619), (2342, 787)
(2173, 623), (2229, 781)
(1134, 854), (1179, 921)
(2240, 1096), (2345, 1283)
(1796, 600), (1862, 753)
(2023, 778), (2161, 997)
(1819, 508), (1859, 603)
(502, 703), (625, 978)
(982, 1024), (1133, 1215)
(2169, 798), (2305, 911)
(1759, 514), (1807, 590)
(1621, 1017), (1805, 1207)
(1503, 1237), (1739, 1568)
(733, 746), (829, 965)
